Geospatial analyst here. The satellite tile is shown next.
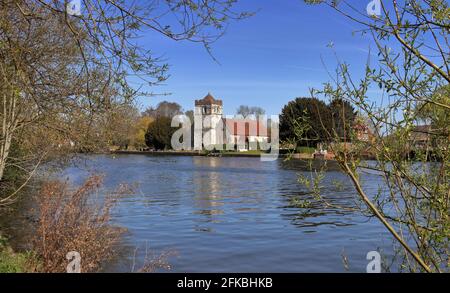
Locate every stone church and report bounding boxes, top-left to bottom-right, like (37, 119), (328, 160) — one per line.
(193, 93), (269, 151)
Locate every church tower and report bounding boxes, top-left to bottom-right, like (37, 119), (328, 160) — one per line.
(194, 93), (223, 150)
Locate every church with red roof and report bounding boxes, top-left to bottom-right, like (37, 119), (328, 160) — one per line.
(193, 93), (269, 151)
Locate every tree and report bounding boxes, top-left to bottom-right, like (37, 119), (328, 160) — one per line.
(0, 0), (248, 204)
(145, 117), (177, 150)
(303, 0), (449, 272)
(0, 3), (118, 203)
(184, 110), (194, 122)
(133, 116), (154, 150)
(107, 104), (141, 150)
(142, 101), (183, 118)
(236, 105), (266, 117)
(279, 97), (332, 147)
(329, 98), (357, 141)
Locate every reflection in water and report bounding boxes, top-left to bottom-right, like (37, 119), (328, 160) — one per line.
(54, 154), (396, 272)
(193, 158), (224, 221)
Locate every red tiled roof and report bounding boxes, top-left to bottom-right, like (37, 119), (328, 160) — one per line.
(195, 93), (223, 106)
(224, 118), (268, 137)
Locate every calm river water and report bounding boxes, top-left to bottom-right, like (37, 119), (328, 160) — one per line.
(58, 154), (396, 272)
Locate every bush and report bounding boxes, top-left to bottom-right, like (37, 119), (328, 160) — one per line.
(32, 176), (126, 273)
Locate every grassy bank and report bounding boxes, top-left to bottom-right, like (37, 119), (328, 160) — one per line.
(0, 235), (39, 272)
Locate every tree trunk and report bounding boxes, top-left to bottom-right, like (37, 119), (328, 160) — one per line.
(0, 92), (17, 182)
(0, 130), (12, 181)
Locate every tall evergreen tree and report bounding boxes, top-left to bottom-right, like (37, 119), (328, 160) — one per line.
(279, 97), (332, 147)
(329, 98), (356, 142)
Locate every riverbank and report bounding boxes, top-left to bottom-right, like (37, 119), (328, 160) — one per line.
(111, 149), (316, 159)
(0, 198), (40, 273)
(111, 149), (266, 157)
(111, 149), (377, 161)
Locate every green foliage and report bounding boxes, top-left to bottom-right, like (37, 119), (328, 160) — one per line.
(145, 116), (178, 150)
(298, 170), (325, 201)
(329, 98), (357, 141)
(331, 179), (344, 192)
(132, 116), (154, 149)
(279, 97), (356, 147)
(416, 85), (450, 134)
(289, 197), (312, 209)
(280, 97), (329, 147)
(0, 236), (39, 273)
(296, 146), (315, 154)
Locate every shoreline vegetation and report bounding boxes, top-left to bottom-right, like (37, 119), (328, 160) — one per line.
(1, 176), (123, 273)
(110, 149), (378, 161)
(0, 175), (171, 273)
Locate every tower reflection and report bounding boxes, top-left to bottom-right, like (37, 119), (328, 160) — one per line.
(192, 157), (224, 222)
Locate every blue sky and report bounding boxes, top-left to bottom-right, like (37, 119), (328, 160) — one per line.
(133, 0), (379, 115)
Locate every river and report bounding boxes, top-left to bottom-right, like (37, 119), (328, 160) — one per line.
(50, 154), (396, 272)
